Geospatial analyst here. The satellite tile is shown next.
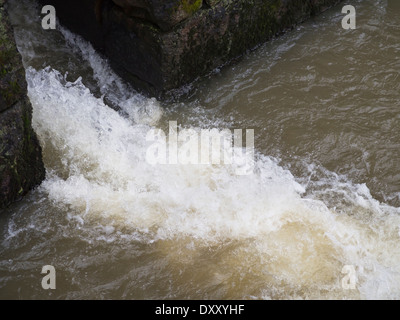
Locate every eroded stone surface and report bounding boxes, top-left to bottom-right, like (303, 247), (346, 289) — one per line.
(0, 0), (45, 209)
(111, 0), (203, 31)
(36, 0), (342, 96)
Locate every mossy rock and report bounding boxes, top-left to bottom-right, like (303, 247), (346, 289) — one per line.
(181, 0), (203, 14)
(0, 0), (26, 112)
(37, 0), (343, 96)
(110, 0), (203, 31)
(0, 0), (45, 209)
(205, 0), (221, 7)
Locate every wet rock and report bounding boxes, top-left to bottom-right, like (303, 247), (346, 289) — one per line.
(0, 0), (45, 209)
(204, 0), (221, 8)
(111, 0), (203, 31)
(102, 0), (343, 96)
(37, 0), (343, 97)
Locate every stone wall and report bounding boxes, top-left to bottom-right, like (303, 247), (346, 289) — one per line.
(0, 0), (45, 209)
(37, 0), (342, 96)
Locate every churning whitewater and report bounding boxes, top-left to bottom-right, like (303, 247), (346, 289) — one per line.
(24, 23), (400, 300)
(2, 0), (400, 300)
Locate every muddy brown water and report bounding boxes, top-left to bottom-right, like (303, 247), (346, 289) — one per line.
(1, 0), (399, 299)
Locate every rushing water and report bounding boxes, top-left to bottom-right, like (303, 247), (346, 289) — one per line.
(1, 0), (399, 299)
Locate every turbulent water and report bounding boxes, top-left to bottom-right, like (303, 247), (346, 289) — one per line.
(1, 0), (399, 299)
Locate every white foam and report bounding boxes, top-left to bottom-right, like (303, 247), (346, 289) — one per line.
(19, 23), (400, 299)
(59, 26), (163, 126)
(28, 67), (303, 240)
(26, 64), (400, 299)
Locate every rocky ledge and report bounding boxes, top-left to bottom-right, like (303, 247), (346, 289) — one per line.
(0, 0), (45, 209)
(38, 0), (342, 97)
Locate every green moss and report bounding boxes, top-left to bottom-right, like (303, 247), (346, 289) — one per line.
(23, 111), (32, 142)
(181, 0), (202, 15)
(10, 157), (21, 189)
(1, 79), (22, 105)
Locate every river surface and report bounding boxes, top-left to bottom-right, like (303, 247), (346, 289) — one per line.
(1, 0), (399, 299)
